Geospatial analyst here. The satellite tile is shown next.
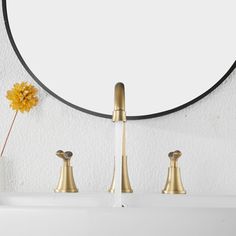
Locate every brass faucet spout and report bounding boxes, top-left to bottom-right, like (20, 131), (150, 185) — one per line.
(109, 82), (133, 193)
(112, 82), (126, 122)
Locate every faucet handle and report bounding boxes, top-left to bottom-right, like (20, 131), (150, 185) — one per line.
(162, 150), (186, 194)
(55, 150), (78, 193)
(64, 151), (73, 160)
(168, 150), (181, 161)
(56, 150), (73, 160)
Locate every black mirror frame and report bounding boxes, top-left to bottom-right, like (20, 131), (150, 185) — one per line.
(2, 0), (236, 120)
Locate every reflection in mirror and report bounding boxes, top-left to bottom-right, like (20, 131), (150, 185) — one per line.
(3, 0), (236, 118)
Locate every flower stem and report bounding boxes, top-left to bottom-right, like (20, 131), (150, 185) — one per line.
(0, 111), (18, 157)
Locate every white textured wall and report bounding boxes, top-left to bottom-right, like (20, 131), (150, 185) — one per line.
(1, 5), (236, 194)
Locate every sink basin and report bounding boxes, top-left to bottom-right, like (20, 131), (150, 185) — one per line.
(0, 193), (235, 236)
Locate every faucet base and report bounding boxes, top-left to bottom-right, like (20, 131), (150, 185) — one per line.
(55, 166), (78, 193)
(108, 155), (133, 193)
(162, 190), (186, 194)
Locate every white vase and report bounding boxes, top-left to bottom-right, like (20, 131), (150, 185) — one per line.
(0, 156), (6, 192)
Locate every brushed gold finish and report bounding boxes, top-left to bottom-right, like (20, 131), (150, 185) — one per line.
(108, 123), (133, 193)
(162, 150), (186, 194)
(55, 150), (78, 193)
(112, 82), (126, 122)
(109, 82), (133, 193)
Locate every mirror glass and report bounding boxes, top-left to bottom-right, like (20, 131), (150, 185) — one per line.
(4, 0), (236, 118)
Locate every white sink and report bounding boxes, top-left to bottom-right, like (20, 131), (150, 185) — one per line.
(0, 193), (235, 236)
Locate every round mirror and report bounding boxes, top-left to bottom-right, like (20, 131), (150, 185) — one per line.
(3, 0), (236, 119)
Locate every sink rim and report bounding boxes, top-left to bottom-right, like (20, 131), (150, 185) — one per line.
(0, 193), (236, 209)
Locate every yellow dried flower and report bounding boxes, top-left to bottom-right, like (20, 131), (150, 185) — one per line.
(6, 82), (38, 113)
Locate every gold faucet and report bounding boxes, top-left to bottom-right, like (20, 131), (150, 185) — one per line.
(108, 83), (133, 193)
(162, 150), (186, 194)
(55, 150), (78, 193)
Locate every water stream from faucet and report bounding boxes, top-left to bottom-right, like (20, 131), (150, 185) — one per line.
(113, 121), (123, 207)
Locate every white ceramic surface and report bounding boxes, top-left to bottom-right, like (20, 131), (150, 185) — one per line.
(0, 193), (235, 236)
